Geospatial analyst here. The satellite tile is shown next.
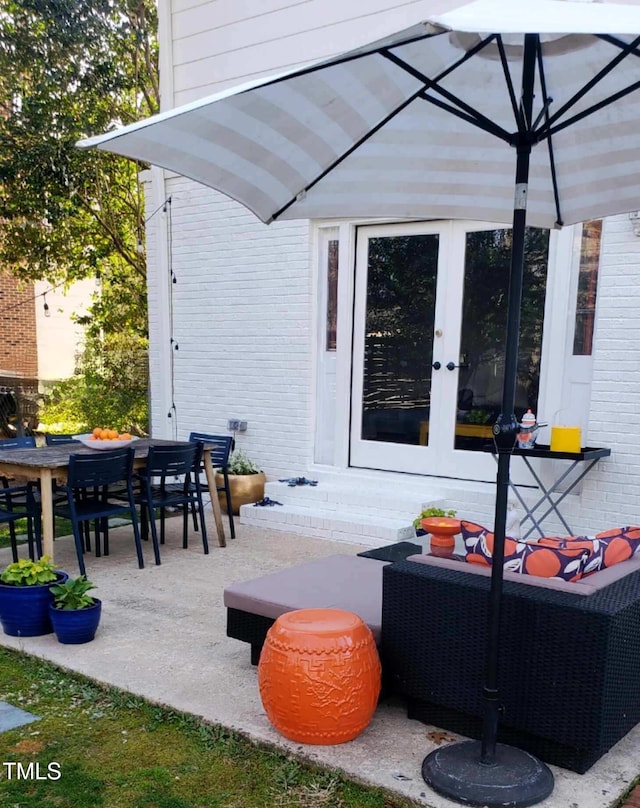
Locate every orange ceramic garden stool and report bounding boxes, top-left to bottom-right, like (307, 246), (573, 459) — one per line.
(258, 608), (381, 744)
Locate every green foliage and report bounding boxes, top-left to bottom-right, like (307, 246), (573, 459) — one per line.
(0, 0), (158, 432)
(51, 575), (96, 610)
(39, 332), (149, 435)
(0, 0), (158, 338)
(413, 506), (457, 529)
(0, 555), (58, 586)
(464, 409), (493, 424)
(226, 449), (262, 475)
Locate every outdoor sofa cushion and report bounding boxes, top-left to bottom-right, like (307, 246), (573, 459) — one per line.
(461, 520), (588, 581)
(406, 550), (640, 594)
(223, 553), (388, 642)
(533, 526), (640, 575)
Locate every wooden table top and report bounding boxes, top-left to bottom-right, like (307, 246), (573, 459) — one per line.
(0, 438), (194, 470)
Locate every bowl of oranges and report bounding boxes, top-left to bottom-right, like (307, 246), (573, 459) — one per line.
(73, 428), (139, 450)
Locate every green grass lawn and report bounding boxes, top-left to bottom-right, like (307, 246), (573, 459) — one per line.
(0, 648), (421, 808)
(0, 517), (75, 550)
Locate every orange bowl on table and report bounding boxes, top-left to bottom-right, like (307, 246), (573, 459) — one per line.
(73, 433), (139, 451)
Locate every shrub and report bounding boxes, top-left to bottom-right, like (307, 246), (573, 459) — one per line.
(39, 333), (149, 435)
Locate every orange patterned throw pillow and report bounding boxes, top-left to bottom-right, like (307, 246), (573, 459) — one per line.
(538, 527), (640, 575)
(461, 521), (588, 581)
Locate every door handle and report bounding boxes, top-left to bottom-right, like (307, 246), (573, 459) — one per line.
(432, 361), (441, 370)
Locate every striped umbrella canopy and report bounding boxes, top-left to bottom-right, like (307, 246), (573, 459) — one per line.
(79, 2), (640, 804)
(79, 0), (640, 230)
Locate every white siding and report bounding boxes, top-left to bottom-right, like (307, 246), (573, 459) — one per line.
(168, 0), (459, 103)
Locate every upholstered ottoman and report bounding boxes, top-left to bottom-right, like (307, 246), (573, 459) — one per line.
(224, 554), (387, 664)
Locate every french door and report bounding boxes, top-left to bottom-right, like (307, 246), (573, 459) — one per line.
(350, 221), (549, 482)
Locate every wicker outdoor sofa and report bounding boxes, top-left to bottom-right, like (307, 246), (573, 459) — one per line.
(224, 548), (640, 773)
(382, 553), (640, 773)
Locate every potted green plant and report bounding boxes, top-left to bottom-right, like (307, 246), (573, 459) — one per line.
(0, 556), (68, 637)
(413, 506), (457, 533)
(413, 507), (461, 556)
(49, 576), (102, 644)
(215, 449), (266, 515)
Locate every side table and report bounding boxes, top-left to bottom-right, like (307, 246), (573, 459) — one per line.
(483, 443), (611, 539)
(358, 541), (422, 562)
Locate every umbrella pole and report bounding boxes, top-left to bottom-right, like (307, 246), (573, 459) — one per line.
(422, 34), (554, 807)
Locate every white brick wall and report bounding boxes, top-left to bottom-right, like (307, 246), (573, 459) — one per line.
(580, 214), (640, 532)
(145, 175), (313, 478)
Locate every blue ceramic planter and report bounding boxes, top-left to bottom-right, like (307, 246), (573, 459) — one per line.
(49, 599), (102, 644)
(0, 572), (69, 637)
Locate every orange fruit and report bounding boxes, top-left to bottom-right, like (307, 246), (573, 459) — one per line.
(98, 429), (110, 440)
(92, 427), (102, 437)
(119, 433), (132, 441)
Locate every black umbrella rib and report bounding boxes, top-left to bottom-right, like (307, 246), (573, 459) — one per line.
(541, 77), (640, 140)
(597, 33), (640, 59)
(536, 33), (640, 138)
(416, 91), (510, 141)
(535, 38), (563, 227)
(269, 87), (427, 221)
(381, 49), (512, 142)
(495, 36), (521, 133)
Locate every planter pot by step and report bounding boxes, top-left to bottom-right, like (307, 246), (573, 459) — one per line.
(420, 517), (462, 557)
(0, 572), (69, 637)
(216, 472), (266, 515)
(49, 599), (102, 644)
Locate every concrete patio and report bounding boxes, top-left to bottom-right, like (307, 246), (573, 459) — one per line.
(0, 518), (638, 808)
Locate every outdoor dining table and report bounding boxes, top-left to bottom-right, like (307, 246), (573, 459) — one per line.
(0, 437), (227, 559)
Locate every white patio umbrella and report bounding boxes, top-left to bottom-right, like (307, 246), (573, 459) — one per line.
(79, 1), (640, 804)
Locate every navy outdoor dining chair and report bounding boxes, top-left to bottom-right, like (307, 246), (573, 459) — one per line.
(135, 442), (208, 565)
(42, 433), (93, 548)
(53, 446), (143, 576)
(0, 492), (40, 562)
(188, 432), (235, 539)
(44, 433), (80, 446)
(0, 436), (42, 561)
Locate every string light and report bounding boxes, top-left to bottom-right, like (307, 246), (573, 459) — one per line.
(0, 284), (63, 317)
(0, 195), (171, 319)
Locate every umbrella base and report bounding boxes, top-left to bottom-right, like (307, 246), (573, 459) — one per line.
(422, 740), (553, 807)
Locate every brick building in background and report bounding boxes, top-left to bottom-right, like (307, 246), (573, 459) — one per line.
(0, 271), (93, 434)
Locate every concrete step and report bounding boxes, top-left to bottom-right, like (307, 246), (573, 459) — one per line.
(239, 499), (419, 548)
(262, 477), (449, 517)
(238, 467), (501, 549)
(238, 469), (457, 548)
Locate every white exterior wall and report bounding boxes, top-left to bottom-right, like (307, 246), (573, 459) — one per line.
(144, 0), (640, 531)
(580, 214), (640, 530)
(144, 173), (313, 477)
(169, 0), (460, 104)
(35, 279), (94, 384)
(147, 0), (457, 476)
